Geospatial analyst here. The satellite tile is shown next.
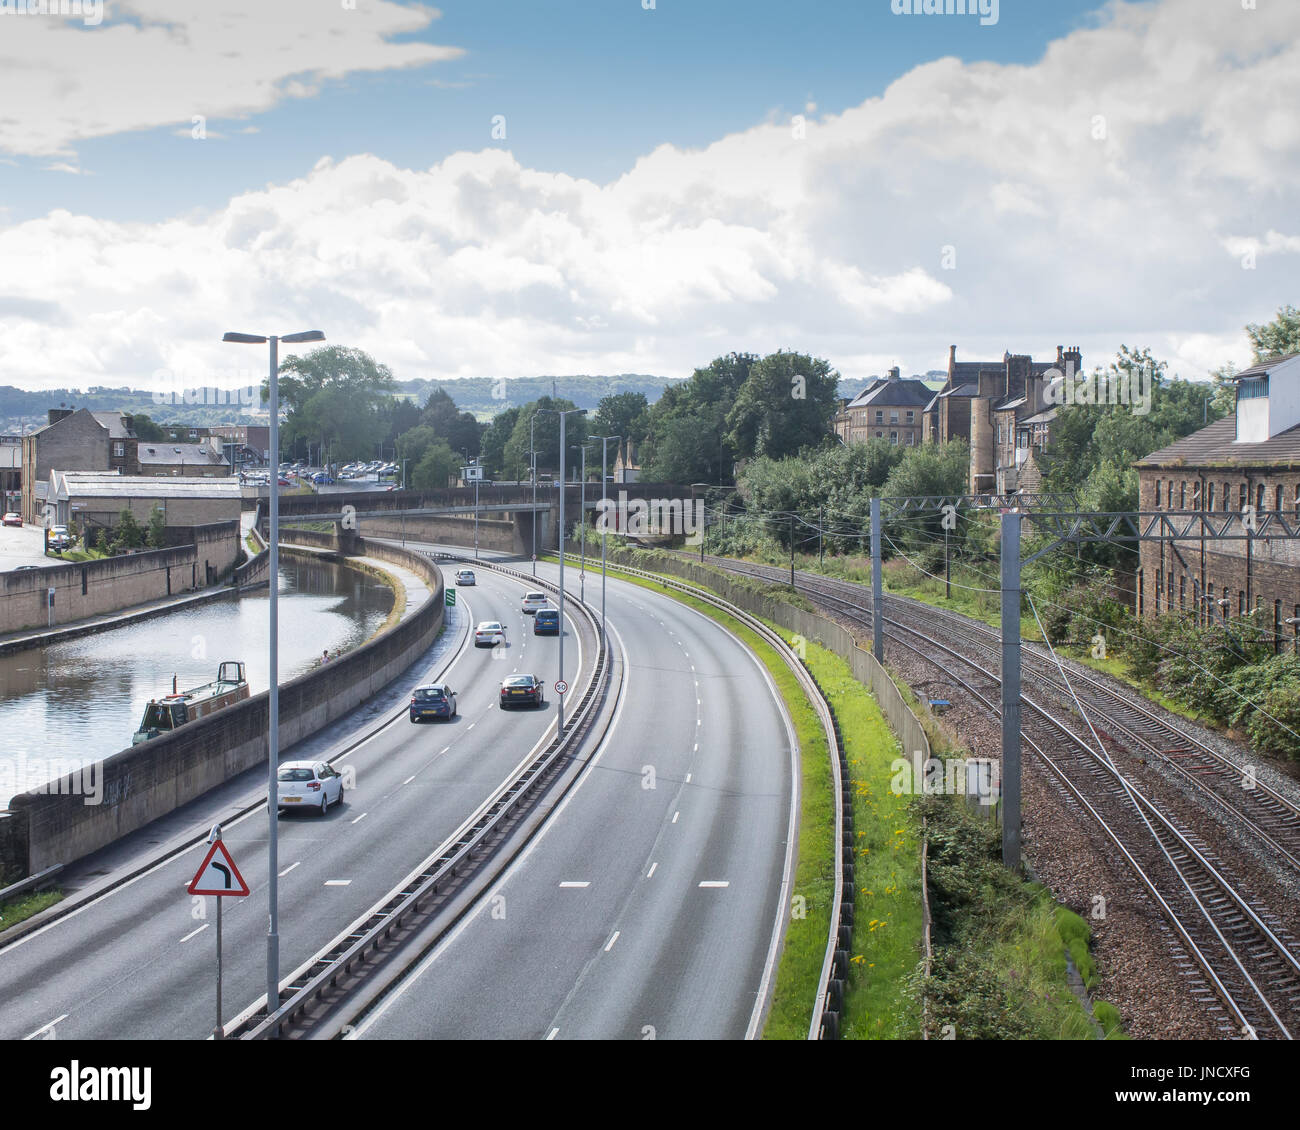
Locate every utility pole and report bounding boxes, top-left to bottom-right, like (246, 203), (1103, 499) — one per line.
(789, 513), (795, 587)
(945, 526), (951, 600)
(819, 504), (824, 568)
(592, 435), (620, 640)
(870, 497), (883, 661)
(1000, 510), (1022, 872)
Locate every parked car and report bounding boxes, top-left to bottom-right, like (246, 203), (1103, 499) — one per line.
(410, 682), (457, 722)
(47, 525), (73, 551)
(2, 512), (21, 527)
(276, 760), (344, 816)
(311, 473), (335, 485)
(533, 607), (559, 635)
(454, 568), (476, 586)
(499, 674), (545, 709)
(521, 591), (548, 615)
(474, 620), (506, 647)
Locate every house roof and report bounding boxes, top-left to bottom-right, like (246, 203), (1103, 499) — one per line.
(938, 383), (980, 399)
(1135, 417), (1300, 469)
(846, 377), (934, 409)
(137, 443), (228, 467)
(50, 470), (242, 501)
(90, 412), (134, 439)
(1231, 352), (1300, 380)
(1020, 407), (1058, 426)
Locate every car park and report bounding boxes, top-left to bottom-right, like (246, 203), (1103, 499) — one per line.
(454, 568), (476, 586)
(533, 607), (559, 635)
(276, 760), (344, 815)
(475, 620), (506, 647)
(521, 591), (548, 615)
(499, 674), (545, 708)
(410, 682), (457, 721)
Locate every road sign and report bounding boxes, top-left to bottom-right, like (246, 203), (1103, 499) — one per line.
(554, 679), (568, 696)
(188, 839), (250, 897)
(445, 588), (456, 606)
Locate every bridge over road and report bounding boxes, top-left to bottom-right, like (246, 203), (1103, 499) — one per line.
(262, 481), (700, 556)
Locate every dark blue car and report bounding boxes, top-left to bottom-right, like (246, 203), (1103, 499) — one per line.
(410, 683), (457, 722)
(533, 607), (559, 635)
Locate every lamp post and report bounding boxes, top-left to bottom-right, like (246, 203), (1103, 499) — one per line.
(555, 408), (586, 735)
(592, 435), (621, 640)
(222, 328), (325, 1018)
(529, 413), (545, 575)
(572, 442), (595, 602)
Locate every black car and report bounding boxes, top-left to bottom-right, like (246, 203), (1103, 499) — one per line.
(499, 674), (545, 709)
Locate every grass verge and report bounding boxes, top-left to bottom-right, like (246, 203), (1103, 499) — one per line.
(0, 889), (63, 933)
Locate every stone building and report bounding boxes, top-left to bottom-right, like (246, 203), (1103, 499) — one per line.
(20, 409), (111, 523)
(832, 367), (932, 447)
(48, 470), (242, 534)
(924, 345), (1081, 493)
(1134, 352), (1300, 650)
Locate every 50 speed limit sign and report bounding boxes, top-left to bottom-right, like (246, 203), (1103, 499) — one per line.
(554, 679), (568, 696)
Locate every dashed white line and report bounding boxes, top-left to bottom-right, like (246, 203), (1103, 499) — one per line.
(558, 881), (590, 888)
(402, 775), (415, 785)
(546, 1027), (559, 1040)
(439, 746), (450, 754)
(324, 879), (352, 887)
(603, 931), (621, 952)
(278, 861), (300, 878)
(179, 924), (209, 943)
(699, 880), (730, 888)
(351, 812), (368, 825)
(685, 773), (692, 784)
(646, 862), (658, 879)
(693, 742), (698, 752)
(467, 722), (476, 731)
(672, 811), (680, 824)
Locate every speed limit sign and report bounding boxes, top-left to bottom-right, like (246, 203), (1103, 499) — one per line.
(554, 680), (568, 696)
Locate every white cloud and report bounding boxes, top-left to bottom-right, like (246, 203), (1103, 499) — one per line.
(0, 0), (463, 157)
(0, 0), (1297, 393)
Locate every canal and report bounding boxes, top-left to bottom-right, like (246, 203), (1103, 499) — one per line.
(0, 553), (395, 805)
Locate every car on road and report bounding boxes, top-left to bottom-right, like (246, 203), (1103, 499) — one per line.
(311, 473), (335, 485)
(454, 568), (476, 586)
(47, 525), (73, 551)
(410, 682), (457, 722)
(277, 760), (344, 815)
(521, 591), (548, 615)
(499, 674), (545, 709)
(474, 620), (506, 647)
(533, 607), (559, 635)
(2, 513), (21, 527)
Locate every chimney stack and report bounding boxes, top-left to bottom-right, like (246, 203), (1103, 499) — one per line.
(888, 366), (900, 381)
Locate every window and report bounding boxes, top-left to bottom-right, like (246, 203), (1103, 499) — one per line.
(875, 410), (883, 424)
(1155, 480), (1162, 507)
(1179, 575), (1185, 610)
(1207, 482), (1215, 511)
(1237, 376), (1268, 399)
(1239, 483), (1248, 511)
(1179, 482), (1186, 508)
(1192, 482), (1201, 510)
(113, 442), (124, 457)
(1275, 485), (1284, 512)
(1223, 482), (1231, 511)
(1155, 569), (1162, 610)
(1239, 590), (1246, 616)
(905, 432), (915, 445)
(906, 410), (914, 422)
(1168, 571), (1174, 603)
(1256, 483), (1265, 512)
(890, 431), (898, 445)
(890, 411), (899, 424)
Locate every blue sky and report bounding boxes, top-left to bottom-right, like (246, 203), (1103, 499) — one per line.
(12, 0), (1107, 224)
(1, 0), (1296, 391)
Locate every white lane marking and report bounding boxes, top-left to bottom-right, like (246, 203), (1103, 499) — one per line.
(558, 881), (590, 889)
(646, 862), (658, 879)
(440, 746), (450, 754)
(699, 881), (730, 888)
(546, 1027), (559, 1040)
(467, 723), (476, 731)
(324, 879), (352, 887)
(24, 1014), (67, 1041)
(180, 923), (210, 942)
(351, 812), (369, 825)
(402, 775), (415, 785)
(697, 719), (701, 726)
(671, 811), (680, 824)
(685, 773), (692, 784)
(278, 861), (301, 878)
(693, 743), (698, 752)
(603, 931), (620, 953)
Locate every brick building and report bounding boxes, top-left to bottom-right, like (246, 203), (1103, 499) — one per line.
(1134, 352), (1300, 650)
(832, 367), (931, 447)
(20, 409), (111, 523)
(924, 345), (1081, 493)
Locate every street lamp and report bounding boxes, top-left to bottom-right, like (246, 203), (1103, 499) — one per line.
(222, 328), (325, 1020)
(591, 435), (621, 640)
(555, 408), (586, 735)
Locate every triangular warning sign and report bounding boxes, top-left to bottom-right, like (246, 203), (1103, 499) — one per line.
(188, 839), (251, 897)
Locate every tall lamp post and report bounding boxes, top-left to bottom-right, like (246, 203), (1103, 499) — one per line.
(555, 408), (586, 735)
(222, 328), (325, 1018)
(528, 413), (545, 575)
(592, 435), (621, 639)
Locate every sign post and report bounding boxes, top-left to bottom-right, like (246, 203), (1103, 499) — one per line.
(188, 824), (251, 1038)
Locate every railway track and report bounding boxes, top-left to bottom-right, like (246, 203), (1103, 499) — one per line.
(672, 551), (1300, 1039)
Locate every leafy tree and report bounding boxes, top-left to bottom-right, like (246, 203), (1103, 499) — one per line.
(420, 388), (482, 457)
(725, 351), (840, 462)
(145, 504), (166, 549)
(879, 440), (971, 552)
(480, 405), (520, 479)
(116, 507), (144, 549)
(126, 414), (166, 441)
(410, 440), (458, 490)
(503, 398), (588, 481)
(642, 352), (756, 483)
(592, 392), (650, 447)
(270, 346), (397, 464)
(395, 425), (441, 473)
(1246, 304), (1300, 361)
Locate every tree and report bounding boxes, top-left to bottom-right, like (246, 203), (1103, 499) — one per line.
(725, 351), (840, 462)
(410, 440), (458, 490)
(480, 405), (520, 479)
(116, 507), (144, 549)
(879, 440), (970, 551)
(592, 392), (650, 447)
(145, 504), (166, 549)
(420, 387), (483, 457)
(271, 346), (397, 464)
(503, 398), (588, 481)
(642, 353), (756, 482)
(1246, 304), (1300, 362)
(127, 414), (165, 441)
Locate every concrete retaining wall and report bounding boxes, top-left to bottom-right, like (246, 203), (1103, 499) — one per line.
(0, 522), (240, 635)
(0, 537), (444, 880)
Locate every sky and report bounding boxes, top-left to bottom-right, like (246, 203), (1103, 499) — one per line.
(0, 0), (1297, 396)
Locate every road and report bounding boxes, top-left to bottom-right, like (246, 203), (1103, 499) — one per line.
(0, 562), (580, 1040)
(353, 561), (796, 1040)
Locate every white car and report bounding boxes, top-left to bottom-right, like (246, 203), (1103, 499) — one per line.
(277, 760), (344, 816)
(521, 591), (548, 615)
(455, 568), (476, 586)
(475, 620), (506, 647)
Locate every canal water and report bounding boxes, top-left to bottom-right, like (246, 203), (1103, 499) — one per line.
(0, 554), (395, 805)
